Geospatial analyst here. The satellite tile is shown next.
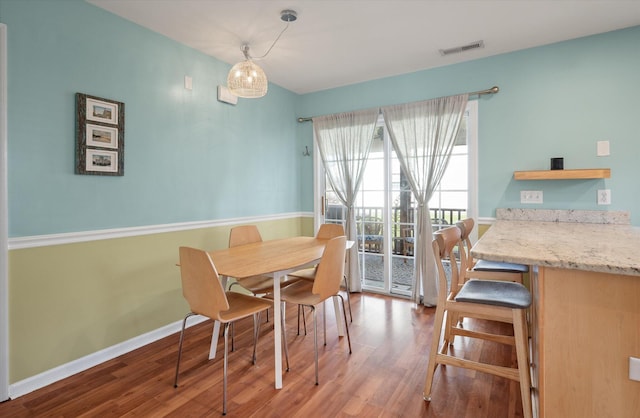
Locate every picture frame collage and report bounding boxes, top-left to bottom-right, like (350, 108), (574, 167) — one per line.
(76, 93), (125, 176)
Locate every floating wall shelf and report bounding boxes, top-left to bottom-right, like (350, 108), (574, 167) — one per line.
(513, 168), (611, 180)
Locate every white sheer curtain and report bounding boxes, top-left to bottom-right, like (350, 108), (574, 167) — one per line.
(382, 94), (468, 306)
(313, 109), (380, 292)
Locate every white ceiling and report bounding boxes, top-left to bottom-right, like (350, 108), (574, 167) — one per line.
(87, 0), (640, 95)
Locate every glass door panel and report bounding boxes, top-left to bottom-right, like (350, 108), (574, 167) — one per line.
(318, 103), (475, 298)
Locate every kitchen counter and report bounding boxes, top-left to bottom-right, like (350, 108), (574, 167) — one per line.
(471, 212), (640, 418)
(471, 220), (640, 276)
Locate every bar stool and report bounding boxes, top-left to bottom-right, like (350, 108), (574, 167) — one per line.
(423, 226), (533, 418)
(457, 218), (528, 283)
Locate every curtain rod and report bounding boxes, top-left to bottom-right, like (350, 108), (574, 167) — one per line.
(296, 85), (499, 123)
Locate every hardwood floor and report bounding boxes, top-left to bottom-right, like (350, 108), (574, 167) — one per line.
(0, 293), (525, 417)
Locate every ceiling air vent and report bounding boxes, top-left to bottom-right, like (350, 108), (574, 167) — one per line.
(439, 40), (485, 56)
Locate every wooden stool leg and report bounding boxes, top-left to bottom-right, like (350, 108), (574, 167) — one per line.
(423, 305), (446, 401)
(513, 308), (533, 418)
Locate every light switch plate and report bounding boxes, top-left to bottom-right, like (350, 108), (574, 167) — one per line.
(217, 85), (238, 105)
(184, 75), (192, 90)
(597, 140), (610, 156)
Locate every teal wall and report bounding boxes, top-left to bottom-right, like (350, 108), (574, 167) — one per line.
(2, 0), (303, 237)
(297, 26), (640, 225)
(3, 1), (640, 235)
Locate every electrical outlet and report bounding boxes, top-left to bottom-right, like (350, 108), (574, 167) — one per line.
(630, 357), (640, 382)
(520, 190), (543, 204)
(597, 189), (611, 205)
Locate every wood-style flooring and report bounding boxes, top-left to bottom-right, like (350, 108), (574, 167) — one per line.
(0, 293), (525, 417)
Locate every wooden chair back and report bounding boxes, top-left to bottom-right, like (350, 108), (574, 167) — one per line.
(178, 247), (229, 321)
(455, 218), (475, 263)
(312, 236), (347, 300)
(432, 226), (464, 298)
(229, 225), (263, 248)
(316, 223), (344, 239)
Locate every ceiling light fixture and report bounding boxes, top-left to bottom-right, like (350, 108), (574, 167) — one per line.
(227, 10), (297, 99)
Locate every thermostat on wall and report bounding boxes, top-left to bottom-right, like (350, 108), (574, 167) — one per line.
(217, 85), (238, 105)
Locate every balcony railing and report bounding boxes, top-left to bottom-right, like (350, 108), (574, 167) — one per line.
(326, 205), (467, 255)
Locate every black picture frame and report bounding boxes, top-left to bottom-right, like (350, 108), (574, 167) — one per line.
(76, 93), (125, 176)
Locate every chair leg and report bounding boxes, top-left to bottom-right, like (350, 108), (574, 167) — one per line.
(223, 322), (230, 416)
(230, 322), (235, 352)
(252, 312), (262, 365)
(323, 301), (327, 346)
(302, 306), (307, 334)
(513, 309), (533, 418)
(343, 275), (353, 322)
(312, 305), (319, 385)
(337, 295), (352, 354)
(297, 305), (308, 336)
(423, 304), (446, 401)
(174, 312), (196, 388)
(281, 302), (290, 371)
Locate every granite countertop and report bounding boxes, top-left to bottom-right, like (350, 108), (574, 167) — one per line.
(471, 220), (640, 276)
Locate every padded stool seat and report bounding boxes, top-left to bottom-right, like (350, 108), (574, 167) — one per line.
(455, 279), (532, 309)
(474, 259), (529, 273)
(456, 219), (527, 284)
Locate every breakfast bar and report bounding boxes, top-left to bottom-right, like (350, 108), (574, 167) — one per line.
(472, 209), (640, 418)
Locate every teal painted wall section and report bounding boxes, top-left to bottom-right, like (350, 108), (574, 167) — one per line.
(2, 0), (302, 237)
(297, 26), (640, 225)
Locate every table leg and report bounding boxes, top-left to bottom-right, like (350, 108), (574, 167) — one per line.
(273, 272), (283, 389)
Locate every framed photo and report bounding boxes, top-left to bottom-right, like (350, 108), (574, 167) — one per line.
(86, 97), (118, 124)
(76, 93), (124, 176)
(86, 149), (118, 173)
(86, 123), (118, 149)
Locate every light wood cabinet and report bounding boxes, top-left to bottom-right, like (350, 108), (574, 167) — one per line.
(532, 266), (640, 417)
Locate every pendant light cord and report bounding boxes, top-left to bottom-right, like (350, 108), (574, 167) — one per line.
(245, 21), (291, 60)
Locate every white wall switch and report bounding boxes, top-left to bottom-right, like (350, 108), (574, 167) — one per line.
(184, 75), (193, 90)
(597, 140), (610, 156)
(597, 189), (611, 205)
(520, 190), (543, 204)
(217, 85), (238, 105)
(630, 357), (640, 382)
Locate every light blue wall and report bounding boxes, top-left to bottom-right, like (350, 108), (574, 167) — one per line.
(3, 0), (640, 237)
(2, 0), (303, 237)
(297, 26), (640, 225)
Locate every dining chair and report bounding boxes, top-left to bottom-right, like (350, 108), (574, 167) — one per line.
(456, 218), (528, 283)
(288, 223), (352, 334)
(227, 225), (302, 332)
(174, 246), (273, 416)
(280, 235), (352, 385)
(423, 226), (533, 418)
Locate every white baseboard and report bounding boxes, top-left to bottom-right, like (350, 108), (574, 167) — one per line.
(8, 315), (209, 399)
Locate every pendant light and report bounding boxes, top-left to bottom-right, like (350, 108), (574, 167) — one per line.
(227, 45), (268, 98)
(227, 10), (297, 99)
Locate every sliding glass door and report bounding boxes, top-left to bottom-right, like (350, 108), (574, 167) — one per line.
(318, 102), (477, 297)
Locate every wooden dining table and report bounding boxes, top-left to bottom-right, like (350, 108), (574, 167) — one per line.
(208, 236), (344, 389)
